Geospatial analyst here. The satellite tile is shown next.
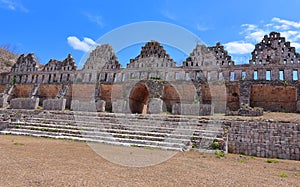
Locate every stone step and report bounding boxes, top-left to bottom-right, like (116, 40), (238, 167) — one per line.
(1, 110), (227, 152)
(0, 130), (183, 151)
(34, 112), (215, 124)
(25, 118), (223, 133)
(9, 122), (220, 143)
(11, 121), (222, 139)
(1, 129), (187, 151)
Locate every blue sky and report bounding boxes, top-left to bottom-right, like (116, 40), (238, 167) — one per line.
(1, 0), (300, 68)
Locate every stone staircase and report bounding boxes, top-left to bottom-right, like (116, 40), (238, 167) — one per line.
(0, 110), (227, 152)
(30, 83), (40, 99)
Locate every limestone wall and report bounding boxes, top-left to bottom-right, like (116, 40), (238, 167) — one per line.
(13, 84), (34, 98)
(228, 121), (300, 160)
(71, 84), (96, 102)
(250, 85), (297, 112)
(37, 84), (61, 105)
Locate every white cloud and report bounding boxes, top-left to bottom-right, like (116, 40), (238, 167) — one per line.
(272, 17), (300, 29)
(84, 13), (104, 27)
(241, 24), (257, 31)
(291, 42), (300, 51)
(0, 0), (28, 12)
(67, 36), (97, 52)
(224, 41), (254, 54)
(245, 30), (267, 42)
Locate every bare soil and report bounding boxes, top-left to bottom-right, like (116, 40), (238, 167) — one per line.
(0, 135), (299, 187)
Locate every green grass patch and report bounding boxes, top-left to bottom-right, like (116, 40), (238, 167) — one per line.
(214, 151), (225, 158)
(275, 172), (288, 178)
(13, 142), (24, 146)
(266, 158), (279, 163)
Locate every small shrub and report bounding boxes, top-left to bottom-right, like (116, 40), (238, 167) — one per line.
(238, 159), (246, 163)
(275, 172), (288, 178)
(192, 143), (197, 149)
(214, 151), (225, 158)
(212, 142), (220, 149)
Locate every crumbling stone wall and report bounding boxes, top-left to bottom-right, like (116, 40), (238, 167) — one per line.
(228, 121), (300, 160)
(0, 32), (300, 114)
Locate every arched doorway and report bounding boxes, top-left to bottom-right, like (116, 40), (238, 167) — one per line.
(162, 84), (180, 113)
(129, 83), (149, 114)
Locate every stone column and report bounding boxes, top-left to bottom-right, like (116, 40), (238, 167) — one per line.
(239, 81), (251, 107)
(271, 68), (279, 80)
(285, 69), (293, 81)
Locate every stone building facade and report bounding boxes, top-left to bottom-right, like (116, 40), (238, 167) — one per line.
(0, 32), (299, 114)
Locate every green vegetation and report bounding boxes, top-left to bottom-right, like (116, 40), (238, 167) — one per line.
(10, 76), (16, 86)
(4, 61), (12, 67)
(212, 142), (220, 149)
(266, 158), (279, 163)
(275, 172), (288, 178)
(13, 142), (24, 146)
(214, 151), (225, 158)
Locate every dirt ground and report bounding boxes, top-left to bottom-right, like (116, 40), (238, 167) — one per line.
(0, 135), (300, 187)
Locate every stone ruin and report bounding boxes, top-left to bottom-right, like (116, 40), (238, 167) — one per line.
(0, 31), (299, 115)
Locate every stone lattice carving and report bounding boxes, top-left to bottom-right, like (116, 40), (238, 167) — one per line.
(83, 44), (121, 71)
(183, 44), (224, 68)
(11, 53), (42, 73)
(43, 54), (77, 72)
(127, 40), (176, 69)
(250, 32), (300, 65)
(208, 42), (234, 66)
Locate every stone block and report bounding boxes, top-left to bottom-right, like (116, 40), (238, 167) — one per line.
(181, 103), (199, 116)
(147, 98), (163, 114)
(43, 99), (66, 111)
(199, 104), (213, 116)
(172, 103), (181, 115)
(95, 100), (106, 112)
(71, 100), (96, 112)
(10, 98), (39, 109)
(112, 99), (130, 113)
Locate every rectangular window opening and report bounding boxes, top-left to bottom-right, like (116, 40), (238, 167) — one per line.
(241, 71), (246, 80)
(293, 70), (298, 80)
(266, 70), (271, 81)
(254, 71), (258, 80)
(229, 72), (235, 81)
(279, 70), (284, 80)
